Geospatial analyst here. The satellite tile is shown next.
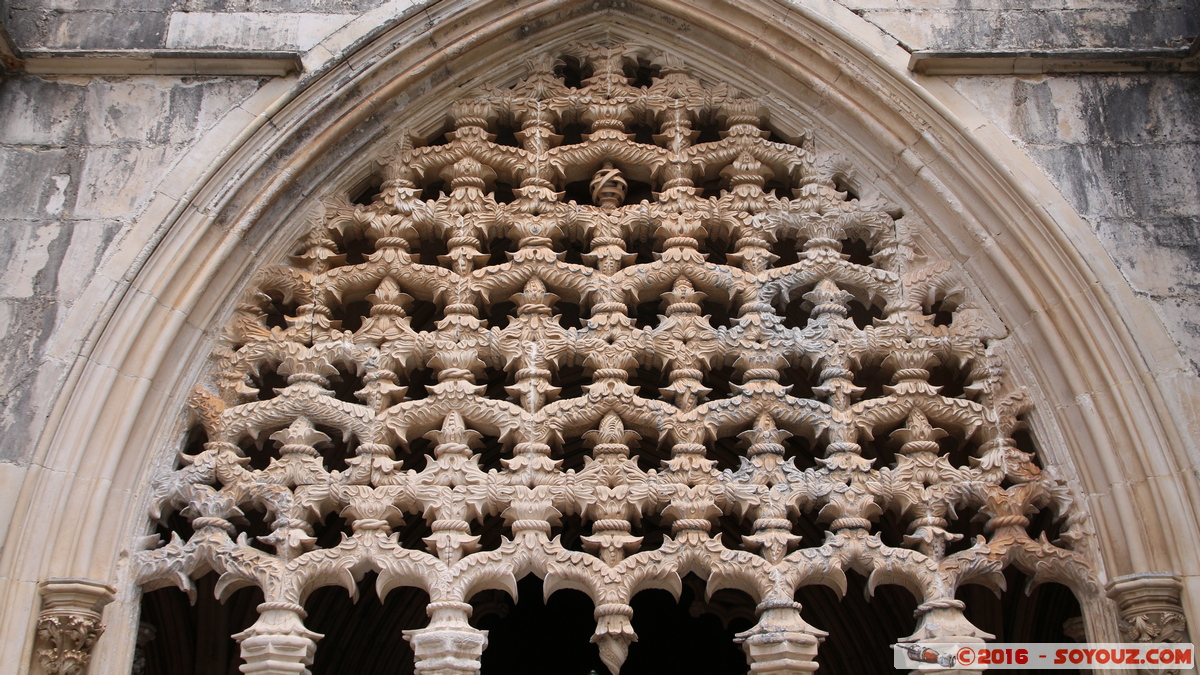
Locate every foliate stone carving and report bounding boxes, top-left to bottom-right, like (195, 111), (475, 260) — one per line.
(1107, 574), (1189, 644)
(135, 42), (1099, 674)
(35, 579), (115, 675)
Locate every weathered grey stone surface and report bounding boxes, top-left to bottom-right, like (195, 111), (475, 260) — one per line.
(5, 0), (390, 50)
(949, 74), (1200, 370)
(0, 74), (267, 465)
(8, 7), (169, 49)
(165, 11), (356, 51)
(843, 0), (1198, 51)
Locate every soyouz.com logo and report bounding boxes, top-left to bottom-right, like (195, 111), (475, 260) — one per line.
(893, 643), (1195, 670)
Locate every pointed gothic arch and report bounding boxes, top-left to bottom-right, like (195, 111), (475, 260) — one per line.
(5, 2), (1197, 674)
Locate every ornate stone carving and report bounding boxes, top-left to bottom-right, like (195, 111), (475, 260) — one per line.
(134, 41), (1099, 673)
(1107, 573), (1188, 644)
(1061, 616), (1086, 643)
(35, 579), (115, 675)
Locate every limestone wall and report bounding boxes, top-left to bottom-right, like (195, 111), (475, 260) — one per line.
(0, 75), (269, 464)
(843, 0), (1196, 51)
(949, 73), (1200, 373)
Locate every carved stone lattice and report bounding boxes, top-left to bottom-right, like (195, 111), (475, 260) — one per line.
(135, 43), (1098, 674)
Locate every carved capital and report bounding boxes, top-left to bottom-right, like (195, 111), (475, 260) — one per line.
(35, 579), (115, 675)
(1106, 573), (1189, 643)
(1061, 616), (1086, 643)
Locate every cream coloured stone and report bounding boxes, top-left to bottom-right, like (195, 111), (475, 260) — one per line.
(165, 12), (356, 52)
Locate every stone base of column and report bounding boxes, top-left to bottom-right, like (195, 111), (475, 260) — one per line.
(234, 604), (321, 675)
(738, 631), (821, 674)
(736, 603), (825, 674)
(404, 625), (489, 675)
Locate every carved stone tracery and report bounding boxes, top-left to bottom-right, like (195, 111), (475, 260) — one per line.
(134, 42), (1100, 674)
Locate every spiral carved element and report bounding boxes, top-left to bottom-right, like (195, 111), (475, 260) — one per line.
(135, 42), (1100, 674)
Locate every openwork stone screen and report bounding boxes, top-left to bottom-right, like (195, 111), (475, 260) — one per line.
(136, 43), (1097, 675)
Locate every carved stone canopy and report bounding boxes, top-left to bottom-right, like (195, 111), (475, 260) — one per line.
(134, 41), (1098, 674)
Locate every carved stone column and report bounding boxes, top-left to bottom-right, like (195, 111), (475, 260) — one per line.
(735, 600), (825, 674)
(233, 602), (322, 675)
(404, 602), (488, 675)
(1107, 573), (1189, 643)
(35, 578), (115, 675)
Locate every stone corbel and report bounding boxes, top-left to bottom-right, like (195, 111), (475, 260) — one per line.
(1106, 573), (1189, 644)
(35, 578), (116, 675)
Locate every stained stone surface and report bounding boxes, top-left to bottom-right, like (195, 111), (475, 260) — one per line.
(841, 0), (1198, 51)
(948, 74), (1200, 372)
(0, 75), (269, 466)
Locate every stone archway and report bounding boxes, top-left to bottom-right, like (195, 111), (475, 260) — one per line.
(7, 2), (1195, 675)
(131, 35), (1104, 675)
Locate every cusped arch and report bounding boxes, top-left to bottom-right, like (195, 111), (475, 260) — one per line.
(4, 1), (1197, 673)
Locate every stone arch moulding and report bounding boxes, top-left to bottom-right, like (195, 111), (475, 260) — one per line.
(4, 0), (1198, 673)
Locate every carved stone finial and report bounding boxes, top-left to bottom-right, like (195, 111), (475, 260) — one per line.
(35, 579), (115, 675)
(1107, 573), (1189, 643)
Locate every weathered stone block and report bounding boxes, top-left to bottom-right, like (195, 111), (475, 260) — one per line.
(178, 0), (385, 12)
(0, 221), (72, 299)
(165, 11), (355, 51)
(81, 80), (174, 145)
(0, 147), (78, 218)
(73, 144), (174, 219)
(13, 0), (172, 12)
(0, 77), (84, 147)
(0, 295), (61, 464)
(43, 9), (168, 49)
(850, 6), (1197, 51)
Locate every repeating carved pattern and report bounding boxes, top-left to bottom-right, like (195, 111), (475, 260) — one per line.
(134, 43), (1098, 674)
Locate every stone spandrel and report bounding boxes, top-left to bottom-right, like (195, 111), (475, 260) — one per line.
(134, 43), (1099, 674)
